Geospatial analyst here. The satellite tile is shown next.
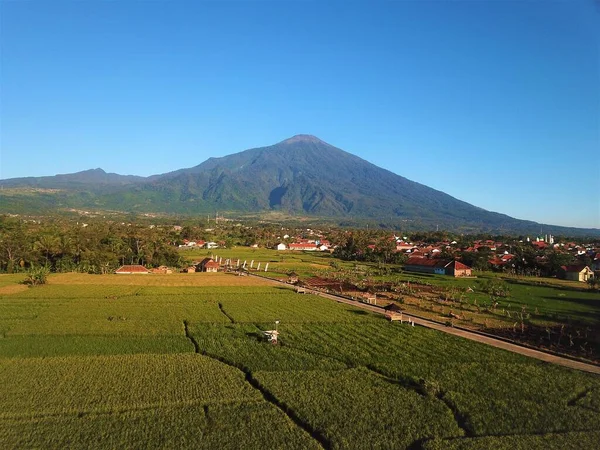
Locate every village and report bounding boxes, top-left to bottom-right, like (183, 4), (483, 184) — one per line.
(169, 228), (599, 284)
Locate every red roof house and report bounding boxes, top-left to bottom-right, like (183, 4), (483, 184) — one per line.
(404, 257), (472, 277)
(199, 258), (220, 272)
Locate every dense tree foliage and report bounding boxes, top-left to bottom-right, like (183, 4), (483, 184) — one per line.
(0, 217), (183, 274)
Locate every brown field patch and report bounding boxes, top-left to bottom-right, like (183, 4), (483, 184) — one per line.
(0, 284), (28, 295)
(48, 272), (273, 287)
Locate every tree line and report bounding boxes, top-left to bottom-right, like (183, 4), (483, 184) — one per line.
(0, 217), (183, 274)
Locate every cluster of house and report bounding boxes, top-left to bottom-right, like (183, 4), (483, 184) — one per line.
(389, 235), (598, 282)
(178, 240), (219, 249)
(384, 236), (458, 255)
(115, 256), (267, 275)
(113, 259), (220, 275)
(275, 238), (331, 252)
(485, 239), (598, 282)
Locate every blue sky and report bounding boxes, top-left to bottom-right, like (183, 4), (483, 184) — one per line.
(1, 0), (599, 228)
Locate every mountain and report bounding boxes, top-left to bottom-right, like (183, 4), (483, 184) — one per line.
(0, 168), (145, 189)
(0, 135), (597, 235)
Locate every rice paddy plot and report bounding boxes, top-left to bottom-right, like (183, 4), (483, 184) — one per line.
(218, 292), (372, 323)
(0, 303), (44, 324)
(416, 362), (600, 436)
(0, 401), (318, 450)
(48, 272), (273, 287)
(189, 323), (347, 372)
(0, 274), (26, 288)
(135, 286), (280, 296)
(13, 284), (142, 299)
(423, 431), (600, 450)
(0, 353), (261, 419)
(4, 297), (228, 336)
(573, 387), (600, 413)
(254, 367), (464, 449)
(0, 335), (193, 358)
(279, 320), (523, 371)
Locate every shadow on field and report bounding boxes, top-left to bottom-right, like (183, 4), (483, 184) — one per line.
(245, 331), (265, 342)
(483, 323), (600, 363)
(536, 297), (600, 324)
(273, 286), (294, 292)
(505, 279), (596, 295)
(348, 310), (370, 316)
(541, 296), (600, 307)
(401, 271), (435, 279)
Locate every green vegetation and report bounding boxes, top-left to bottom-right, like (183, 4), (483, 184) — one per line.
(423, 431), (600, 450)
(254, 368), (463, 449)
(0, 216), (183, 274)
(193, 246), (600, 360)
(1, 272), (599, 448)
(23, 265), (50, 286)
(1, 354), (261, 418)
(1, 402), (317, 449)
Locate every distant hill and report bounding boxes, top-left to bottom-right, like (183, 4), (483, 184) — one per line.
(1, 135), (598, 236)
(0, 168), (145, 189)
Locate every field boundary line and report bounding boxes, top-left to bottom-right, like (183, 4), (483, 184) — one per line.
(364, 365), (474, 439)
(182, 320), (329, 449)
(249, 274), (600, 375)
(217, 303), (235, 323)
(0, 397), (262, 422)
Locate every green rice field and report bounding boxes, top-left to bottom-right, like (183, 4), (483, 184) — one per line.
(1, 271), (599, 449)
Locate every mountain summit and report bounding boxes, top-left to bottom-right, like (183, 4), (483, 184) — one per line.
(0, 135), (597, 234)
(279, 134), (326, 145)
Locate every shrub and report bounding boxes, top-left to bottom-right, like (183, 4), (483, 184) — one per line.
(23, 266), (50, 286)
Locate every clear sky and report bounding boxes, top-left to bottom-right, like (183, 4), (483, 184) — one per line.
(1, 0), (599, 228)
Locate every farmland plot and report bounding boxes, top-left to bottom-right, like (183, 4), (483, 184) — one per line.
(0, 401), (317, 449)
(423, 431), (600, 450)
(219, 291), (370, 323)
(1, 272), (600, 449)
(254, 368), (464, 449)
(189, 322), (347, 372)
(49, 272), (273, 287)
(6, 298), (227, 336)
(0, 335), (193, 358)
(189, 319), (600, 443)
(0, 353), (260, 419)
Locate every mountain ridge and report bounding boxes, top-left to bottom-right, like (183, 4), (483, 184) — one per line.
(0, 135), (597, 235)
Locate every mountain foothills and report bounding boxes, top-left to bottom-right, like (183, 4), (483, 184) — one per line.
(0, 135), (597, 235)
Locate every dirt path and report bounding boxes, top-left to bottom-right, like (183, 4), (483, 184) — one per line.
(255, 274), (600, 375)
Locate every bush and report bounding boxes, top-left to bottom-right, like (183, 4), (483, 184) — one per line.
(23, 266), (50, 286)
(419, 378), (442, 397)
(479, 278), (510, 297)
